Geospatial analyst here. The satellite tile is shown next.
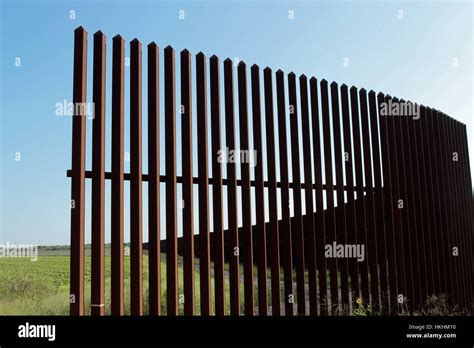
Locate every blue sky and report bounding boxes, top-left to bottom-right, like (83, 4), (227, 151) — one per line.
(0, 0), (472, 245)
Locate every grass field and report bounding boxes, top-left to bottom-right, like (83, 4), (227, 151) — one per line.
(0, 251), (458, 315)
(0, 256), (71, 315)
(0, 253), (279, 315)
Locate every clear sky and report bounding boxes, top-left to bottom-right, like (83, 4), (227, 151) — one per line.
(1, 0), (472, 245)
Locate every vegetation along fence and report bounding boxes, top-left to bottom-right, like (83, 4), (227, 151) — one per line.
(67, 27), (473, 316)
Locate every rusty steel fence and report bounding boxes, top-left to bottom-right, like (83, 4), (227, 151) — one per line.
(67, 27), (473, 316)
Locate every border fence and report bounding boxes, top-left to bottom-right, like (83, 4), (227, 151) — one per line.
(67, 27), (473, 316)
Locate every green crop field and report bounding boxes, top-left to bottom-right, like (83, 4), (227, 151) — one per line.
(0, 245), (351, 316)
(0, 254), (211, 315)
(0, 253), (276, 315)
(0, 256), (71, 315)
(0, 254), (458, 315)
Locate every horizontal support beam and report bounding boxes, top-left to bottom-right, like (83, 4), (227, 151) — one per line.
(67, 169), (375, 192)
